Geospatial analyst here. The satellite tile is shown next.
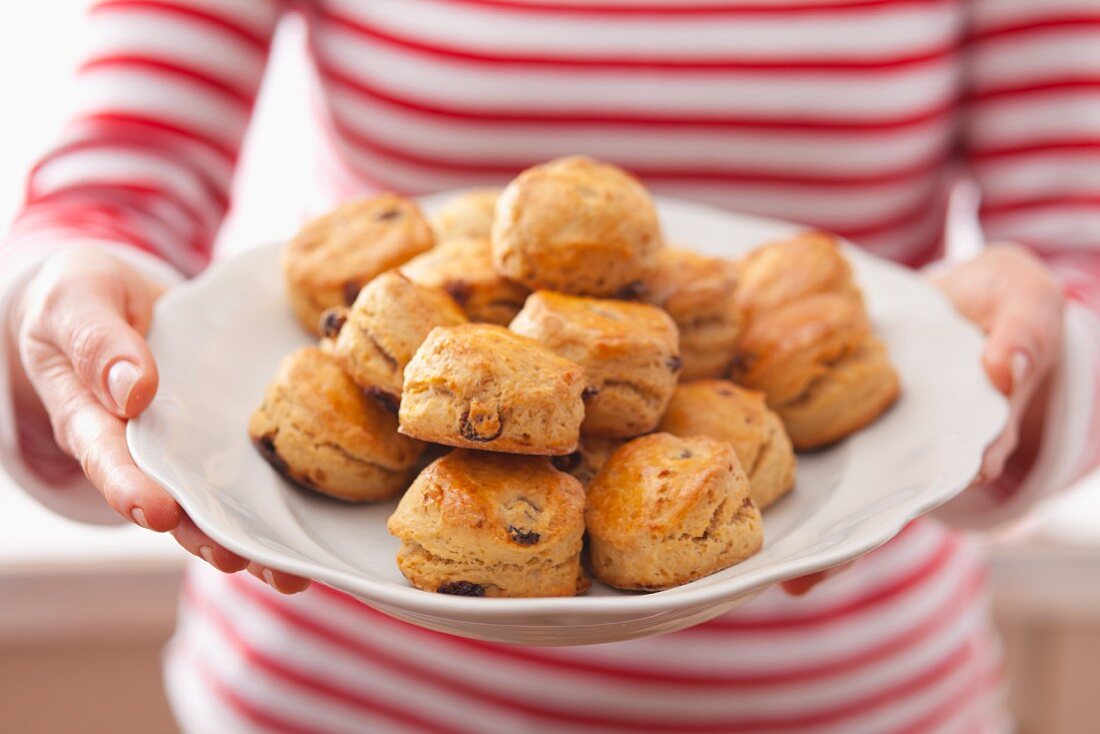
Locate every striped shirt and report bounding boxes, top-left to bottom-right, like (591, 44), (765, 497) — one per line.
(5, 1), (1100, 732)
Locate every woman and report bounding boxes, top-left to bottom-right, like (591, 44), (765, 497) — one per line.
(2, 1), (1097, 731)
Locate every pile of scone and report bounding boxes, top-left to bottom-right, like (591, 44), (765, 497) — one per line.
(249, 156), (900, 597)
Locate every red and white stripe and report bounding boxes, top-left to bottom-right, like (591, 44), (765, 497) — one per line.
(6, 1), (1100, 732)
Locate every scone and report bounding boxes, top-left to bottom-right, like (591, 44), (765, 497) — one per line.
(642, 247), (742, 380)
(551, 435), (625, 488)
(429, 188), (501, 242)
(387, 450), (587, 597)
(248, 347), (425, 501)
(658, 380), (795, 509)
(509, 291), (681, 438)
(730, 293), (899, 450)
(283, 194), (435, 333)
(585, 433), (764, 591)
(735, 230), (861, 327)
(401, 236), (530, 325)
(324, 271), (467, 410)
(398, 324), (587, 455)
(492, 156), (662, 296)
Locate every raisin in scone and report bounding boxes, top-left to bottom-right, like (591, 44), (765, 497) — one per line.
(401, 236), (530, 326)
(492, 156), (662, 296)
(642, 247), (742, 380)
(730, 293), (899, 450)
(388, 450), (587, 597)
(658, 380), (795, 509)
(429, 188), (501, 242)
(585, 433), (763, 591)
(550, 435), (625, 488)
(248, 347), (425, 502)
(283, 194), (435, 334)
(323, 271), (467, 411)
(735, 230), (861, 327)
(510, 291), (681, 438)
(398, 324), (586, 455)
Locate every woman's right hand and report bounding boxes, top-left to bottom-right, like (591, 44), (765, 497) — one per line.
(11, 248), (310, 593)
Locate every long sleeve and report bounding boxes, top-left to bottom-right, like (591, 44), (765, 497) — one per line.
(4, 0), (284, 271)
(940, 0), (1100, 528)
(1, 0), (283, 522)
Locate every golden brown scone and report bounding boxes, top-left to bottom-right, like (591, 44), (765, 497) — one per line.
(658, 380), (795, 509)
(730, 293), (899, 450)
(492, 156), (662, 296)
(735, 230), (861, 326)
(283, 194), (435, 334)
(323, 271), (467, 410)
(550, 435), (625, 488)
(248, 348), (425, 502)
(401, 236), (530, 326)
(585, 433), (763, 591)
(510, 291), (681, 438)
(429, 188), (501, 242)
(642, 247), (742, 380)
(387, 450), (587, 597)
(399, 324), (587, 455)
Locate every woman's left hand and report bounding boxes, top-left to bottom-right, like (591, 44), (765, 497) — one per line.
(781, 244), (1065, 596)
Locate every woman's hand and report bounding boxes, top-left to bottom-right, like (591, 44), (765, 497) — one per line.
(781, 244), (1064, 597)
(931, 244), (1064, 483)
(12, 248), (309, 593)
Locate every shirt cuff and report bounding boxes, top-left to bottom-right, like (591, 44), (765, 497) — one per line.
(0, 237), (184, 525)
(934, 302), (1099, 530)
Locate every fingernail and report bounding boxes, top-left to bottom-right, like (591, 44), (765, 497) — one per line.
(131, 507), (150, 529)
(1010, 351), (1031, 392)
(199, 546), (215, 565)
(107, 360), (140, 413)
(262, 568), (278, 591)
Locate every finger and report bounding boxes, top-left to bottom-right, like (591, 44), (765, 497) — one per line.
(981, 284), (1063, 398)
(976, 422), (1019, 486)
(23, 354), (180, 531)
(781, 561), (855, 597)
(171, 514), (249, 573)
(247, 562), (312, 595)
(43, 289), (159, 419)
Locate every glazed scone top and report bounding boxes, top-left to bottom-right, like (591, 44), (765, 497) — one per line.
(735, 230), (858, 321)
(658, 380), (772, 468)
(732, 293), (870, 405)
(586, 433), (747, 543)
(264, 347), (423, 470)
(400, 236), (530, 324)
(510, 291), (679, 356)
(285, 194), (435, 296)
(429, 188), (501, 242)
(643, 247), (740, 319)
(395, 450), (586, 547)
(491, 156), (662, 295)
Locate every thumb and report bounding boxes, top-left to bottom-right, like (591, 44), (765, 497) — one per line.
(44, 278), (159, 419)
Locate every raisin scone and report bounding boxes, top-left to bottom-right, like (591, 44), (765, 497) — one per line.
(248, 347), (425, 502)
(323, 271), (467, 411)
(642, 247), (742, 380)
(492, 156), (662, 296)
(510, 291), (681, 438)
(585, 433), (764, 591)
(283, 194), (435, 334)
(401, 236), (530, 325)
(730, 293), (899, 450)
(550, 435), (625, 488)
(735, 230), (862, 327)
(398, 324), (587, 455)
(429, 188), (501, 242)
(658, 380), (795, 509)
(388, 450), (587, 597)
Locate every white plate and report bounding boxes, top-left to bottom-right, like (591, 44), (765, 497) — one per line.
(128, 196), (1008, 646)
